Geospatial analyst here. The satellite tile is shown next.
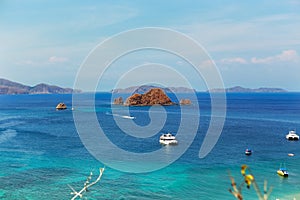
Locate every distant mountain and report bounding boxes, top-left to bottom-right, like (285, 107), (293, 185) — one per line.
(0, 78), (81, 95)
(111, 85), (196, 94)
(208, 86), (288, 93)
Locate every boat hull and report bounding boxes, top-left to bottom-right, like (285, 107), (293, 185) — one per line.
(159, 140), (178, 145)
(286, 131), (299, 140)
(245, 149), (252, 156)
(286, 137), (299, 140)
(277, 170), (288, 177)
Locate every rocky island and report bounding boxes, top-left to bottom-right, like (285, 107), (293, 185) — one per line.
(123, 88), (175, 106)
(180, 99), (192, 105)
(113, 97), (124, 105)
(56, 103), (67, 110)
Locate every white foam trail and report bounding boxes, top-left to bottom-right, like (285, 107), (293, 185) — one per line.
(0, 121), (24, 129)
(0, 116), (21, 121)
(106, 112), (135, 120)
(120, 115), (135, 119)
(0, 129), (17, 144)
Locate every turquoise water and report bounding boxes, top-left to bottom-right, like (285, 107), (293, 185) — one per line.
(0, 93), (300, 199)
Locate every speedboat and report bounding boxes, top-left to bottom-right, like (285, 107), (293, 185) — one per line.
(245, 148), (252, 156)
(277, 168), (289, 177)
(159, 133), (178, 145)
(286, 130), (299, 140)
(121, 115), (135, 120)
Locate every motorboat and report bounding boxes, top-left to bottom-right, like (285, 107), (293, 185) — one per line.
(277, 168), (289, 177)
(245, 148), (252, 156)
(286, 130), (299, 140)
(121, 115), (135, 120)
(159, 133), (178, 145)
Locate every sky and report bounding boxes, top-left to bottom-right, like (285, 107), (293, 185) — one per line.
(1, 0), (300, 91)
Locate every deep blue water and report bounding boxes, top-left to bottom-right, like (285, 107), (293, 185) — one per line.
(0, 93), (300, 199)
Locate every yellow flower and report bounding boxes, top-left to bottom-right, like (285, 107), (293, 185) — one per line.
(241, 165), (248, 175)
(245, 174), (254, 189)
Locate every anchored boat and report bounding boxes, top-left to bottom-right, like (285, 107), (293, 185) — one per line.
(277, 164), (289, 177)
(286, 130), (299, 140)
(159, 133), (178, 145)
(245, 148), (252, 156)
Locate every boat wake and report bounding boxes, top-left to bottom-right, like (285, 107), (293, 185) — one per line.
(106, 112), (135, 120)
(0, 129), (17, 144)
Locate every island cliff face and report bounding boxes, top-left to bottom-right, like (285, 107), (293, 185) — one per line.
(124, 88), (175, 106)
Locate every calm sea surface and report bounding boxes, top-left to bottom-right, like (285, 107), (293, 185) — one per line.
(0, 93), (300, 199)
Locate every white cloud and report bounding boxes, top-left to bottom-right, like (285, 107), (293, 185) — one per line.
(221, 57), (247, 64)
(175, 13), (300, 53)
(48, 56), (69, 63)
(251, 50), (300, 64)
(16, 56), (69, 66)
(200, 59), (215, 69)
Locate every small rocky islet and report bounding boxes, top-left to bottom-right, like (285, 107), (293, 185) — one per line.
(113, 88), (191, 106)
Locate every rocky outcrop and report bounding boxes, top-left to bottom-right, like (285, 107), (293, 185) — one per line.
(180, 99), (191, 105)
(113, 97), (124, 105)
(56, 103), (67, 110)
(124, 88), (175, 106)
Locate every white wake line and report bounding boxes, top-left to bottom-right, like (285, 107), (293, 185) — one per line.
(106, 112), (136, 120)
(0, 129), (17, 144)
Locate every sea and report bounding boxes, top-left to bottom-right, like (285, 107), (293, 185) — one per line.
(0, 92), (300, 200)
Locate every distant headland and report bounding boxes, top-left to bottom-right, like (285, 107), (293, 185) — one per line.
(0, 78), (81, 95)
(112, 85), (288, 94)
(208, 86), (288, 93)
(111, 85), (195, 94)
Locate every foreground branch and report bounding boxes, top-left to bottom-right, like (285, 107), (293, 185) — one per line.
(69, 167), (105, 200)
(229, 165), (272, 200)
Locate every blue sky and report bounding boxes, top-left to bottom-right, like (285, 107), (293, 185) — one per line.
(1, 0), (300, 91)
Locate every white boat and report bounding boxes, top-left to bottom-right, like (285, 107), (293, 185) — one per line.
(120, 115), (135, 120)
(286, 130), (299, 140)
(159, 133), (178, 145)
(245, 148), (252, 156)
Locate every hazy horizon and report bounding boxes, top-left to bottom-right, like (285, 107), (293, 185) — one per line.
(1, 1), (300, 91)
(1, 77), (298, 93)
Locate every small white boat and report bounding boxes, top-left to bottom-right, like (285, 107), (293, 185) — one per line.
(286, 130), (299, 140)
(121, 115), (135, 120)
(159, 133), (178, 145)
(245, 148), (252, 156)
